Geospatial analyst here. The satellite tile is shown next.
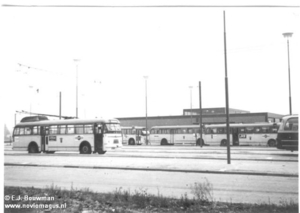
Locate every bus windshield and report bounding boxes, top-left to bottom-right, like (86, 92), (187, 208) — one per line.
(141, 130), (150, 136)
(104, 123), (121, 133)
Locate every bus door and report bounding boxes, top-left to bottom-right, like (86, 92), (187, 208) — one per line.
(41, 126), (49, 152)
(238, 127), (248, 145)
(232, 127), (239, 146)
(136, 129), (141, 144)
(186, 128), (196, 145)
(94, 124), (104, 153)
(170, 129), (175, 144)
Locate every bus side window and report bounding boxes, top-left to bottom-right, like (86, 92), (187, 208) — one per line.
(284, 118), (298, 131)
(59, 125), (66, 134)
(239, 128), (246, 133)
(103, 125), (108, 133)
(205, 128), (210, 134)
(75, 125), (84, 134)
(217, 128), (224, 134)
(96, 125), (102, 134)
(270, 127), (278, 133)
(43, 127), (49, 135)
(49, 126), (58, 135)
(292, 120), (298, 130)
(254, 127), (261, 133)
(246, 127), (254, 133)
(32, 126), (40, 135)
(67, 125), (74, 134)
(25, 127), (32, 135)
(84, 125), (93, 134)
(14, 128), (19, 135)
(19, 128), (24, 135)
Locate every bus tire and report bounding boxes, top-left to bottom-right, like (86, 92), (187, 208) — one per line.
(98, 150), (107, 154)
(268, 139), (276, 147)
(233, 140), (239, 146)
(161, 139), (168, 145)
(220, 139), (227, 146)
(28, 142), (39, 153)
(196, 138), (204, 146)
(80, 142), (92, 154)
(128, 138), (135, 145)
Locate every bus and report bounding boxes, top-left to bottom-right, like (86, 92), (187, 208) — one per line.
(12, 116), (122, 154)
(121, 126), (149, 145)
(149, 125), (204, 146)
(204, 123), (279, 147)
(276, 115), (298, 151)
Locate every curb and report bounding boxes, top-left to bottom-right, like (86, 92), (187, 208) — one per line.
(4, 163), (298, 178)
(4, 153), (297, 162)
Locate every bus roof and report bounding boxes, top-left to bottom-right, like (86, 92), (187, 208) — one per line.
(15, 118), (120, 127)
(150, 125), (201, 129)
(281, 114), (298, 121)
(121, 126), (145, 129)
(205, 123), (278, 128)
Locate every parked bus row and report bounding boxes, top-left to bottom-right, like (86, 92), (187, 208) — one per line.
(148, 123), (279, 147)
(12, 115), (298, 154)
(121, 123), (278, 147)
(122, 115), (298, 151)
(121, 126), (149, 145)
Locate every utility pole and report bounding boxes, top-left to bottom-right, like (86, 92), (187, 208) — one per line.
(223, 11), (231, 164)
(198, 81), (203, 147)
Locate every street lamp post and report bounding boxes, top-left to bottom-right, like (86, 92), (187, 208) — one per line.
(282, 32), (293, 115)
(74, 59), (80, 118)
(198, 82), (203, 147)
(223, 11), (231, 164)
(144, 76), (148, 145)
(189, 86), (193, 124)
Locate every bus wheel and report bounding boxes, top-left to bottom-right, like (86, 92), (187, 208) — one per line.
(28, 143), (38, 153)
(80, 143), (91, 154)
(220, 139), (227, 146)
(268, 139), (276, 147)
(233, 141), (239, 146)
(98, 150), (107, 154)
(196, 139), (204, 146)
(128, 139), (135, 145)
(161, 139), (168, 146)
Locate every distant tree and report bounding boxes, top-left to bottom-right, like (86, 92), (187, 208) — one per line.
(4, 124), (12, 142)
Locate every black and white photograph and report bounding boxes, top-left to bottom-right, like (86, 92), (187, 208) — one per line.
(1, 0), (299, 212)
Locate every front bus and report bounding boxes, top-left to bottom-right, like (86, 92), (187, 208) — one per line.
(13, 117), (122, 154)
(276, 115), (298, 152)
(101, 121), (123, 151)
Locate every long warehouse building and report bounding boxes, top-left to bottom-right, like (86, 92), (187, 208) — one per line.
(117, 107), (283, 128)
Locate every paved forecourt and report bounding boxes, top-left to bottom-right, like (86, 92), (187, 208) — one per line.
(4, 150), (298, 177)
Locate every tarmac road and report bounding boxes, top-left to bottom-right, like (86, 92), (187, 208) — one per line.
(4, 145), (299, 204)
(4, 166), (297, 204)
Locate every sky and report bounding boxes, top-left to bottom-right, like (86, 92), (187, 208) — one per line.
(1, 1), (300, 132)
